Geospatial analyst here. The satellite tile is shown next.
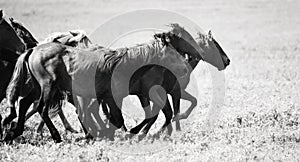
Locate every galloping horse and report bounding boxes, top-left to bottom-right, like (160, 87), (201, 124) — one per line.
(0, 10), (26, 138)
(1, 15), (92, 135)
(129, 24), (230, 136)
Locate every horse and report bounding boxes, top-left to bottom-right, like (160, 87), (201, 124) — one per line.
(129, 24), (230, 136)
(1, 16), (92, 135)
(66, 24), (207, 138)
(0, 10), (26, 138)
(3, 35), (189, 143)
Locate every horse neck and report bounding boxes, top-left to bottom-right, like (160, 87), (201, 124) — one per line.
(0, 48), (20, 63)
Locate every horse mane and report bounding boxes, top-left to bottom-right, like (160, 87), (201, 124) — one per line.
(39, 29), (92, 48)
(167, 23), (186, 37)
(9, 17), (38, 48)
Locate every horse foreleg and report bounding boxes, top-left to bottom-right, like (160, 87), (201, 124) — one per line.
(130, 96), (151, 134)
(141, 87), (168, 136)
(173, 90), (197, 121)
(104, 97), (125, 130)
(4, 91), (36, 143)
(73, 95), (90, 137)
(141, 105), (159, 135)
(2, 104), (17, 127)
(82, 98), (101, 138)
(170, 88), (182, 131)
(89, 99), (106, 130)
(160, 99), (173, 135)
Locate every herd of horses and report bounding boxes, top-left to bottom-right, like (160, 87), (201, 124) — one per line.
(0, 10), (230, 143)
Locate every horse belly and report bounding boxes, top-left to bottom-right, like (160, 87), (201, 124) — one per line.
(71, 71), (97, 98)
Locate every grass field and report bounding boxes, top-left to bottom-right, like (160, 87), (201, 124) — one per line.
(1, 0), (300, 161)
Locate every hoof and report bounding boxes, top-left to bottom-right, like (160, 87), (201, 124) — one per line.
(124, 132), (135, 139)
(36, 129), (44, 137)
(175, 121), (181, 131)
(3, 131), (15, 144)
(172, 114), (181, 122)
(2, 119), (11, 127)
(10, 121), (17, 129)
(121, 125), (127, 132)
(137, 133), (146, 141)
(85, 133), (94, 140)
(54, 138), (62, 143)
(172, 113), (187, 122)
(66, 127), (78, 133)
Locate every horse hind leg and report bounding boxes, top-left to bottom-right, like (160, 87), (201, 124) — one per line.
(36, 85), (62, 143)
(25, 101), (38, 121)
(0, 114), (2, 139)
(0, 92), (5, 139)
(74, 96), (93, 138)
(24, 102), (45, 135)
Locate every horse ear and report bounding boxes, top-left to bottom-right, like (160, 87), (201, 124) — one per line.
(0, 10), (3, 18)
(154, 33), (169, 45)
(208, 30), (213, 40)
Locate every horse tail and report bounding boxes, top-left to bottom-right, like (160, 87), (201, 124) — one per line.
(48, 90), (66, 118)
(6, 49), (33, 107)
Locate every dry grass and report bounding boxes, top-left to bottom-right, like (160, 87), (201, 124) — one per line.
(0, 0), (300, 161)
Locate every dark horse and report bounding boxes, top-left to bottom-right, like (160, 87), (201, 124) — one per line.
(3, 36), (189, 143)
(0, 10), (26, 138)
(128, 24), (230, 136)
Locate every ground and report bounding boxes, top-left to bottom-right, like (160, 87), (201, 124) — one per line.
(0, 0), (300, 161)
